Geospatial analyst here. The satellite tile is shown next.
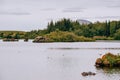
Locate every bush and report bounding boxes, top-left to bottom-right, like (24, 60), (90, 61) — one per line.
(93, 36), (107, 40)
(93, 36), (113, 40)
(44, 31), (94, 42)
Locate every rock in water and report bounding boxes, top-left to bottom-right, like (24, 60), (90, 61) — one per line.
(95, 58), (103, 67)
(33, 36), (49, 43)
(95, 52), (120, 67)
(81, 72), (96, 76)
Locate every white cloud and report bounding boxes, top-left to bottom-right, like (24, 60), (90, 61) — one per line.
(0, 11), (31, 15)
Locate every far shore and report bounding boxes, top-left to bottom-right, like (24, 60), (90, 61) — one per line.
(0, 39), (120, 43)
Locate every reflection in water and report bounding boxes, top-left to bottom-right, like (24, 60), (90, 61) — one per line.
(49, 48), (80, 50)
(96, 67), (120, 74)
(95, 67), (120, 80)
(47, 55), (77, 69)
(56, 57), (75, 69)
(49, 48), (120, 50)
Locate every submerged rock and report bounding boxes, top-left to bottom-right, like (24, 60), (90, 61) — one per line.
(81, 72), (96, 76)
(24, 38), (28, 42)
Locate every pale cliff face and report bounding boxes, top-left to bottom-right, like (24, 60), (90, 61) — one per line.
(77, 19), (92, 25)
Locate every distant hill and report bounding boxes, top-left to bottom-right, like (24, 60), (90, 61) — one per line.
(77, 19), (92, 25)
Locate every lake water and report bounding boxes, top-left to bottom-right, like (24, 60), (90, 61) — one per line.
(0, 40), (120, 80)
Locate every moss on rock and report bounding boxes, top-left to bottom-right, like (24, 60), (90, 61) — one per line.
(95, 53), (120, 67)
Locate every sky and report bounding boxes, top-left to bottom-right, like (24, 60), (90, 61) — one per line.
(0, 0), (120, 31)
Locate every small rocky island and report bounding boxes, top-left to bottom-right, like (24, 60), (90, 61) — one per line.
(95, 53), (120, 67)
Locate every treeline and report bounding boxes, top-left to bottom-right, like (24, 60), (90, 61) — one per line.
(25, 19), (120, 40)
(47, 19), (120, 37)
(0, 19), (120, 40)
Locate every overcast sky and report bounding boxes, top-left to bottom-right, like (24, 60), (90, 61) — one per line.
(0, 0), (120, 31)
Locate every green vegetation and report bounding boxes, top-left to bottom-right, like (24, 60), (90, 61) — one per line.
(114, 29), (120, 40)
(95, 53), (120, 67)
(0, 31), (25, 39)
(0, 19), (120, 42)
(44, 30), (94, 42)
(25, 19), (120, 41)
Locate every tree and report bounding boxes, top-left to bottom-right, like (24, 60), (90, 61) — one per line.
(47, 19), (74, 32)
(0, 33), (4, 38)
(105, 21), (110, 37)
(114, 29), (120, 40)
(14, 33), (20, 39)
(47, 20), (54, 33)
(6, 34), (12, 39)
(74, 29), (83, 36)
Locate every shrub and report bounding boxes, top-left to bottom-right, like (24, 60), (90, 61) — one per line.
(45, 31), (94, 42)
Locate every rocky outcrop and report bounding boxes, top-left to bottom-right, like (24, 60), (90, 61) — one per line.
(95, 53), (120, 67)
(95, 58), (103, 67)
(33, 36), (49, 43)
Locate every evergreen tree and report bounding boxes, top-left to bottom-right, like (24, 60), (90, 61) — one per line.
(114, 21), (118, 33)
(14, 33), (20, 39)
(105, 21), (110, 37)
(47, 20), (54, 33)
(0, 33), (4, 38)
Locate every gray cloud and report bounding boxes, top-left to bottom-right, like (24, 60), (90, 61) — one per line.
(0, 0), (4, 6)
(107, 5), (120, 8)
(102, 0), (119, 2)
(95, 16), (120, 19)
(0, 11), (31, 15)
(40, 8), (56, 11)
(0, 0), (3, 3)
(62, 8), (85, 13)
(73, 16), (120, 20)
(104, 0), (120, 8)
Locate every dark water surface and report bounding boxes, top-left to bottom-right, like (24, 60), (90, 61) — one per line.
(0, 40), (120, 80)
